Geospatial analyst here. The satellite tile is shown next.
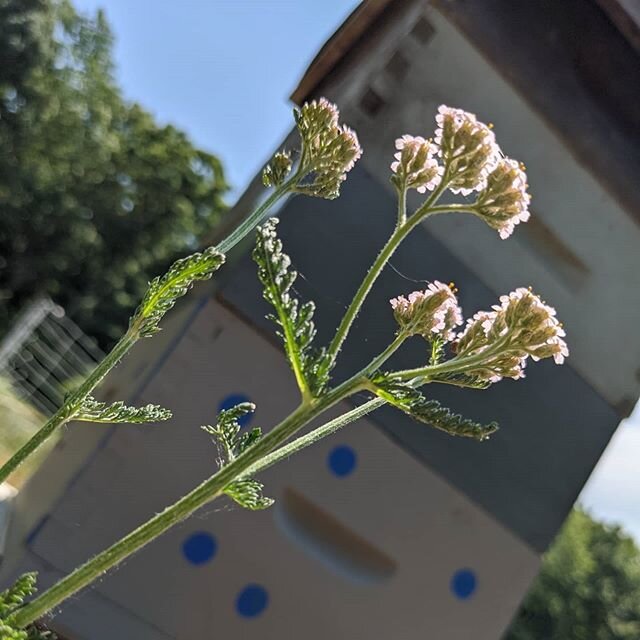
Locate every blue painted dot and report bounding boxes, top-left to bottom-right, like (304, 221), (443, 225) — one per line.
(328, 445), (357, 477)
(451, 568), (477, 600)
(218, 393), (253, 427)
(182, 532), (217, 565)
(236, 584), (269, 618)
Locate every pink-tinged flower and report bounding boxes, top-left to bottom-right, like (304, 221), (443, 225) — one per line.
(454, 288), (568, 382)
(390, 135), (443, 193)
(434, 105), (501, 195)
(293, 98), (362, 199)
(390, 281), (462, 340)
(475, 157), (531, 239)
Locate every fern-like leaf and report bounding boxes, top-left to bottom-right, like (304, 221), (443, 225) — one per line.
(202, 402), (274, 509)
(76, 397), (172, 424)
(430, 372), (493, 390)
(0, 573), (56, 639)
(371, 374), (498, 441)
(253, 218), (329, 396)
(224, 479), (274, 510)
(131, 247), (225, 337)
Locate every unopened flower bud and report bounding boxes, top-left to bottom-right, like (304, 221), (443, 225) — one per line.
(294, 98), (362, 200)
(474, 157), (531, 238)
(390, 135), (442, 193)
(390, 281), (462, 340)
(262, 150), (293, 188)
(434, 105), (500, 195)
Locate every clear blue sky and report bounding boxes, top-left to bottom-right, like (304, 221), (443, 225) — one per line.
(74, 0), (360, 195)
(72, 0), (640, 542)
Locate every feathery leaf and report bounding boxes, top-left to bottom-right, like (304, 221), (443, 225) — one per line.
(76, 397), (172, 424)
(371, 374), (498, 441)
(253, 218), (330, 396)
(131, 247), (225, 337)
(0, 573), (56, 639)
(202, 402), (273, 510)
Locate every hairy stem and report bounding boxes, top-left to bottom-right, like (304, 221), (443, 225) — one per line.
(216, 178), (296, 254)
(10, 328), (405, 625)
(0, 185), (293, 485)
(326, 202), (461, 365)
(10, 376), (365, 627)
(0, 330), (138, 485)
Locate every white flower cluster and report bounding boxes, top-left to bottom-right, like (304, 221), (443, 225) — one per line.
(389, 105), (532, 240)
(294, 98), (362, 199)
(475, 158), (531, 239)
(390, 135), (442, 194)
(434, 105), (500, 195)
(390, 281), (463, 340)
(455, 287), (568, 382)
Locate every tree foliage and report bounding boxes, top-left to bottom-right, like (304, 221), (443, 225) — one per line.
(0, 0), (227, 346)
(506, 508), (640, 640)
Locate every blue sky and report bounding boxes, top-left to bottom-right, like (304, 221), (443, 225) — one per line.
(74, 0), (360, 194)
(73, 0), (640, 542)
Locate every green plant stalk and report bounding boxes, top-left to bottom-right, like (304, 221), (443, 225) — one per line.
(325, 199), (472, 365)
(391, 334), (512, 382)
(10, 332), (406, 627)
(0, 186), (294, 485)
(241, 396), (386, 478)
(0, 330), (138, 485)
(216, 176), (299, 255)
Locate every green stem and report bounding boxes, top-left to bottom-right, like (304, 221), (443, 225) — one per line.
(0, 183), (293, 485)
(10, 377), (365, 627)
(391, 335), (511, 382)
(10, 327), (405, 626)
(325, 204), (458, 365)
(242, 397), (386, 478)
(0, 331), (138, 485)
(216, 178), (296, 254)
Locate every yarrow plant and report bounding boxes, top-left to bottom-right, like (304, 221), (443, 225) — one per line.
(0, 100), (567, 635)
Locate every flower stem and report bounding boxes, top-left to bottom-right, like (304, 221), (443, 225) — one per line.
(325, 202), (460, 366)
(0, 330), (138, 485)
(0, 185), (293, 486)
(9, 376), (367, 627)
(216, 179), (296, 254)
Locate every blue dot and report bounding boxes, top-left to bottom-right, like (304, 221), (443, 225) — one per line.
(451, 568), (477, 600)
(328, 445), (357, 477)
(236, 584), (269, 618)
(218, 393), (253, 427)
(182, 532), (217, 565)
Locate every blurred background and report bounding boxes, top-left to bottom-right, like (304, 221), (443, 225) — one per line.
(1, 1), (640, 637)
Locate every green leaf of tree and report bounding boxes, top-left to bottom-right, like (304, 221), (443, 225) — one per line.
(253, 218), (330, 397)
(76, 397), (172, 424)
(370, 374), (498, 441)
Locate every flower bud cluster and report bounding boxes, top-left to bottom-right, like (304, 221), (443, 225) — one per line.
(474, 157), (531, 239)
(390, 281), (463, 341)
(294, 98), (362, 199)
(434, 105), (500, 195)
(262, 151), (293, 188)
(455, 288), (568, 382)
(390, 135), (442, 194)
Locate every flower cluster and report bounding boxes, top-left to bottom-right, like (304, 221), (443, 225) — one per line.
(390, 135), (442, 193)
(454, 287), (568, 382)
(434, 105), (500, 195)
(474, 157), (531, 239)
(390, 281), (462, 341)
(293, 98), (362, 199)
(262, 150), (293, 188)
